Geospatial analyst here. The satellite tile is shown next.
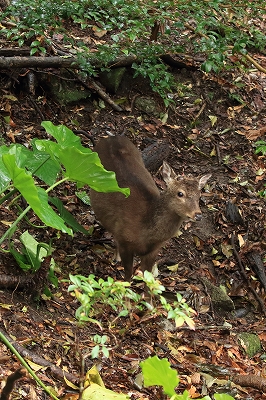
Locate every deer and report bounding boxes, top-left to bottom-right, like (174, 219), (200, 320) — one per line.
(90, 136), (211, 281)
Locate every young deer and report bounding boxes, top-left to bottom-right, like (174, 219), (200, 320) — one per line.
(90, 136), (211, 280)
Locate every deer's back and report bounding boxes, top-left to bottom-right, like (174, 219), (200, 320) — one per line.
(90, 136), (160, 244)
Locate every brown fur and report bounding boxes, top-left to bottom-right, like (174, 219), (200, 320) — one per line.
(90, 136), (211, 280)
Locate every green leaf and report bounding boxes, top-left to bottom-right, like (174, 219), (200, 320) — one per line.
(30, 48), (38, 55)
(37, 187), (73, 235)
(214, 394), (235, 400)
(91, 345), (100, 359)
(174, 390), (191, 400)
(34, 139), (62, 162)
(2, 154), (72, 235)
(75, 190), (91, 205)
(39, 122), (130, 196)
(57, 146), (130, 195)
(140, 356), (179, 396)
(201, 60), (214, 73)
(48, 258), (58, 287)
(9, 245), (32, 271)
(49, 196), (89, 234)
(30, 139), (61, 185)
(20, 231), (49, 272)
(41, 121), (82, 148)
(0, 146), (12, 191)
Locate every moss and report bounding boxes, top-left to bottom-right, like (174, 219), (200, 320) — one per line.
(238, 332), (261, 358)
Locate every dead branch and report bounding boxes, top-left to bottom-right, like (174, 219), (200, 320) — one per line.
(0, 56), (78, 69)
(0, 52), (197, 71)
(230, 234), (266, 315)
(88, 79), (123, 112)
(0, 326), (79, 385)
(232, 373), (266, 391)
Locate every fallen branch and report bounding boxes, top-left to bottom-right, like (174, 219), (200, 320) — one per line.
(0, 55), (78, 69)
(232, 373), (266, 392)
(87, 79), (123, 112)
(230, 234), (266, 315)
(0, 52), (197, 71)
(0, 326), (79, 385)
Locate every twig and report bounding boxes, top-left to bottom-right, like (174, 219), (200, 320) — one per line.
(230, 234), (266, 315)
(193, 101), (206, 123)
(243, 53), (266, 73)
(0, 326), (78, 385)
(215, 143), (222, 165)
(88, 79), (123, 112)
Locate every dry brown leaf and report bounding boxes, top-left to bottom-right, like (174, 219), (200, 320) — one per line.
(236, 126), (266, 140)
(92, 26), (107, 38)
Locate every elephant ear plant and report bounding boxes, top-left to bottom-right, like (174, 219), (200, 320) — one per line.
(0, 121), (129, 285)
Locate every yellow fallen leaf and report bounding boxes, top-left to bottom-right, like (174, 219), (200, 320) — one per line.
(26, 359), (46, 372)
(63, 374), (79, 390)
(238, 234), (245, 248)
(0, 303), (12, 310)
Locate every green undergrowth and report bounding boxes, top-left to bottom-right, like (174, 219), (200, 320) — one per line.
(1, 0), (265, 104)
(68, 271), (197, 330)
(0, 121), (129, 284)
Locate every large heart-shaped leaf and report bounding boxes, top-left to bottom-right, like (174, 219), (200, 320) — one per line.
(2, 154), (72, 235)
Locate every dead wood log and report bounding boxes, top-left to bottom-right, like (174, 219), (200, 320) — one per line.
(0, 52), (198, 70)
(0, 56), (78, 69)
(142, 140), (171, 173)
(0, 48), (31, 57)
(232, 373), (266, 392)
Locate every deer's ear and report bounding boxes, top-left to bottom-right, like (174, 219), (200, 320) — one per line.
(198, 174), (212, 190)
(161, 161), (177, 184)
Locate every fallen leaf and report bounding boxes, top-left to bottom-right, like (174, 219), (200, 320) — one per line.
(92, 26), (107, 38)
(236, 126), (266, 140)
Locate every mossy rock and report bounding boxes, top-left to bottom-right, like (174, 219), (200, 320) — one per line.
(238, 332), (261, 358)
(99, 67), (126, 93)
(40, 74), (91, 104)
(135, 96), (160, 116)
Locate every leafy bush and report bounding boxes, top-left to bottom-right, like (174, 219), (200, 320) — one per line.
(1, 0), (265, 103)
(68, 270), (196, 330)
(0, 121), (129, 272)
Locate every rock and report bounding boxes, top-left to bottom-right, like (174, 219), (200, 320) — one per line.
(39, 73), (91, 105)
(99, 67), (126, 93)
(201, 277), (235, 314)
(238, 332), (261, 358)
(135, 96), (160, 116)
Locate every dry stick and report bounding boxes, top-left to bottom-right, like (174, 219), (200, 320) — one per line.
(193, 101), (206, 123)
(27, 95), (45, 120)
(215, 143), (222, 165)
(230, 234), (266, 315)
(66, 69), (123, 112)
(243, 53), (266, 73)
(0, 327), (79, 385)
(87, 79), (123, 112)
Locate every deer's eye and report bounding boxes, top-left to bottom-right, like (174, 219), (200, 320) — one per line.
(177, 191), (184, 198)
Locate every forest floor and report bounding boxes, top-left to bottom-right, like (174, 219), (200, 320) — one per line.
(0, 29), (266, 400)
